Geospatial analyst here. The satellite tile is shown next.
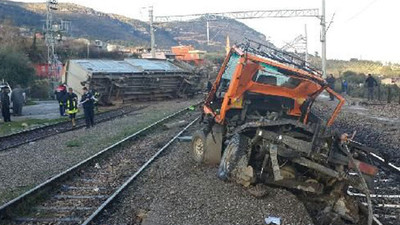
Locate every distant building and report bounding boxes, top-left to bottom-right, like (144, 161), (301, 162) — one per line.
(171, 45), (206, 65)
(34, 62), (64, 79)
(106, 44), (120, 52)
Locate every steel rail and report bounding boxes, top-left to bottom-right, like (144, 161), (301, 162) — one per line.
(0, 105), (197, 219)
(369, 152), (400, 174)
(0, 105), (145, 151)
(82, 117), (199, 225)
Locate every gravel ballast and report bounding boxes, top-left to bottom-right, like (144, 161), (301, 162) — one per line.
(96, 125), (313, 225)
(0, 98), (200, 205)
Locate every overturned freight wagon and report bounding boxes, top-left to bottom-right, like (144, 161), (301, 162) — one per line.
(63, 58), (203, 104)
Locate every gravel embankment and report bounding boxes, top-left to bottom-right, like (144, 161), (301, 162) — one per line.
(96, 126), (313, 225)
(332, 102), (400, 165)
(3, 110), (200, 224)
(0, 98), (200, 205)
(312, 97), (400, 165)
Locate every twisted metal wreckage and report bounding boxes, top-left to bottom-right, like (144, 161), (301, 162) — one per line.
(192, 39), (379, 224)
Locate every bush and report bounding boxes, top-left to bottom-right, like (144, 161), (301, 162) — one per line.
(0, 48), (35, 87)
(29, 79), (51, 99)
(335, 70), (400, 101)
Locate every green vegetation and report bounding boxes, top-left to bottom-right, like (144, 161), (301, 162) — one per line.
(66, 140), (83, 148)
(0, 118), (66, 136)
(327, 59), (400, 77)
(331, 71), (400, 101)
(0, 184), (35, 206)
(0, 48), (35, 87)
(25, 99), (37, 106)
(308, 56), (400, 78)
(0, 20), (35, 87)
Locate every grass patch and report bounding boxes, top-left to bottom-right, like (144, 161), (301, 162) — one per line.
(0, 185), (36, 206)
(0, 118), (67, 137)
(25, 99), (37, 106)
(66, 139), (83, 148)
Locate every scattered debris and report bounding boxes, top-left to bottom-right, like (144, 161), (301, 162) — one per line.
(163, 120), (186, 129)
(177, 136), (192, 142)
(248, 184), (270, 198)
(136, 209), (148, 223)
(265, 216), (281, 225)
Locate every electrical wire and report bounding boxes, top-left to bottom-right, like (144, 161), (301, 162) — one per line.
(345, 0), (379, 22)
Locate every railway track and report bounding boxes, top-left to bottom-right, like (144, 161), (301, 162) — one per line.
(0, 106), (199, 224)
(0, 104), (146, 151)
(348, 153), (400, 225)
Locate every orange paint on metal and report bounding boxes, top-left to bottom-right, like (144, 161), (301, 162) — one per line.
(349, 160), (379, 176)
(205, 47), (345, 127)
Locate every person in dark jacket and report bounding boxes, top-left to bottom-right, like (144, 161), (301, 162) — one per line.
(326, 74), (336, 101)
(11, 85), (25, 116)
(1, 86), (11, 122)
(55, 84), (67, 116)
(66, 88), (78, 127)
(79, 87), (96, 128)
(365, 74), (378, 101)
(341, 80), (348, 95)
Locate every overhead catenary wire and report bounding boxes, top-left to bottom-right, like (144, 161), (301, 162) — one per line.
(345, 0), (379, 22)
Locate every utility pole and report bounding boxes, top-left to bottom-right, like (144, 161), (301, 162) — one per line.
(45, 0), (58, 79)
(87, 40), (90, 58)
(206, 21), (210, 45)
(304, 24), (308, 65)
(321, 0), (327, 79)
(149, 6), (156, 58)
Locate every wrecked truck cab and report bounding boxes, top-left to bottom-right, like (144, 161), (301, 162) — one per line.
(192, 41), (378, 223)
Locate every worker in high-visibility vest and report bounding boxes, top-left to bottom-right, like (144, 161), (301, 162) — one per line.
(66, 88), (78, 127)
(91, 89), (100, 112)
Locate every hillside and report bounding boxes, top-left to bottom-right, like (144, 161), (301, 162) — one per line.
(0, 0), (270, 51)
(308, 55), (400, 77)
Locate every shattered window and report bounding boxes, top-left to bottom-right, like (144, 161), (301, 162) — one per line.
(253, 63), (301, 88)
(221, 52), (240, 81)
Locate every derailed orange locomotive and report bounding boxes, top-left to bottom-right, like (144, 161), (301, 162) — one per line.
(192, 40), (378, 223)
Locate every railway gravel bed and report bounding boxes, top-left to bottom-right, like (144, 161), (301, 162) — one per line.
(0, 107), (200, 224)
(95, 125), (313, 225)
(0, 98), (200, 206)
(313, 100), (400, 225)
(332, 104), (400, 225)
(0, 104), (147, 151)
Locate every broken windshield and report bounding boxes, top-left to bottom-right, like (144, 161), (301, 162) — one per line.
(221, 52), (240, 81)
(253, 63), (301, 89)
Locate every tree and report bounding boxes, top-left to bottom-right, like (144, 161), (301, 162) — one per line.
(0, 47), (35, 87)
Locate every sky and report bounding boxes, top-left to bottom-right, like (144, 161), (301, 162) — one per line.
(11, 0), (400, 63)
